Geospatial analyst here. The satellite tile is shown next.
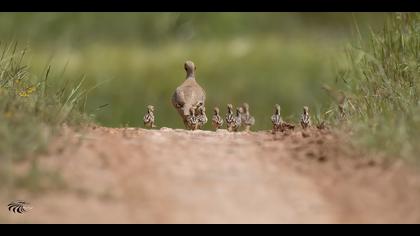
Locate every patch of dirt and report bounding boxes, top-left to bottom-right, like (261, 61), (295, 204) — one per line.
(2, 127), (420, 223)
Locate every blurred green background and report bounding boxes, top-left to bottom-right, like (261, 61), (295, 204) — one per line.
(0, 13), (388, 129)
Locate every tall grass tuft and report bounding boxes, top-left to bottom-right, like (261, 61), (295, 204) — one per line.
(0, 42), (90, 191)
(328, 13), (420, 162)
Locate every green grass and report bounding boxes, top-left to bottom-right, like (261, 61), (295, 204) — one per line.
(0, 42), (90, 191)
(328, 13), (420, 162)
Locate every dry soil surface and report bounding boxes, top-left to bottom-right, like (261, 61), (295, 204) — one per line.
(2, 126), (420, 223)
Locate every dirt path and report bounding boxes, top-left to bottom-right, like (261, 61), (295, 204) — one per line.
(2, 127), (420, 223)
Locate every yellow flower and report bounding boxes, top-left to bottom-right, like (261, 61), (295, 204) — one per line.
(17, 85), (36, 97)
(18, 91), (29, 97)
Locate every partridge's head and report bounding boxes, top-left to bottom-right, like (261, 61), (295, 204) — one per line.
(189, 106), (196, 116)
(227, 104), (233, 111)
(242, 103), (249, 112)
(303, 106), (309, 114)
(214, 107), (220, 115)
(236, 107), (243, 115)
(184, 60), (196, 77)
(197, 105), (206, 114)
(147, 105), (154, 112)
(274, 104), (281, 113)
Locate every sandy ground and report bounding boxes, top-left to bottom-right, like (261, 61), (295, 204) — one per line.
(2, 126), (420, 224)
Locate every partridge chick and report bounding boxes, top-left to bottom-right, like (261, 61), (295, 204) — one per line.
(225, 104), (235, 132)
(271, 104), (283, 133)
(241, 102), (255, 132)
(300, 106), (311, 129)
(143, 105), (156, 128)
(196, 105), (208, 129)
(232, 107), (243, 132)
(186, 106), (199, 130)
(212, 107), (223, 130)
